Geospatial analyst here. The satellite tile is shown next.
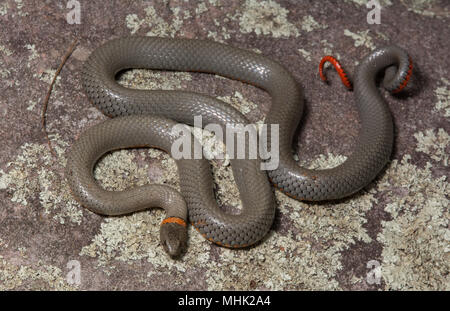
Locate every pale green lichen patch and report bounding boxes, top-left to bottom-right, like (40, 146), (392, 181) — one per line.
(320, 40), (342, 61)
(93, 149), (179, 191)
(434, 77), (450, 117)
(209, 157), (240, 209)
(217, 91), (258, 116)
(0, 67), (11, 79)
(0, 259), (76, 290)
(238, 0), (299, 38)
(400, 0), (450, 18)
(0, 1), (9, 16)
(80, 208), (211, 276)
(25, 44), (38, 65)
(126, 6), (184, 37)
(344, 29), (376, 50)
(117, 69), (192, 91)
(0, 237), (7, 248)
(191, 127), (229, 166)
(376, 155), (449, 290)
(414, 128), (449, 166)
(298, 48), (312, 62)
(26, 100), (37, 111)
(35, 69), (61, 85)
(195, 2), (209, 15)
(344, 0), (392, 7)
(80, 209), (168, 270)
(13, 0), (28, 17)
(375, 30), (389, 41)
(206, 24), (233, 43)
(0, 44), (13, 56)
(0, 140), (82, 224)
(205, 231), (337, 290)
(0, 44), (13, 80)
(301, 152), (348, 170)
(300, 15), (327, 32)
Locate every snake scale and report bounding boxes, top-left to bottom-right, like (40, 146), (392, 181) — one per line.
(65, 37), (412, 257)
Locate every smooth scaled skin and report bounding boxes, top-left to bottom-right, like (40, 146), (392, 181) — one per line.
(66, 37), (412, 254)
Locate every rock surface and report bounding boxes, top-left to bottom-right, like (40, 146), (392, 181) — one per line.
(0, 0), (448, 290)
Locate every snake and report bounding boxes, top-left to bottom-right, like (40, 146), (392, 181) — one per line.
(65, 37), (412, 257)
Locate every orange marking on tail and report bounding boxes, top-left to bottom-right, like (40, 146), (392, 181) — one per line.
(319, 55), (352, 90)
(392, 57), (413, 93)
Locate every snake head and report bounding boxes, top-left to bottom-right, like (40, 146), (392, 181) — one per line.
(160, 221), (188, 258)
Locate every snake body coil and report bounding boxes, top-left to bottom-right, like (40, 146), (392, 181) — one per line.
(66, 37), (411, 256)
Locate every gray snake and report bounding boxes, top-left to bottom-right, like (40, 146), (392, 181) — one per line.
(65, 37), (412, 257)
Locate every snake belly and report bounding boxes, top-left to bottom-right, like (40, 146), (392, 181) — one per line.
(67, 36), (411, 248)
